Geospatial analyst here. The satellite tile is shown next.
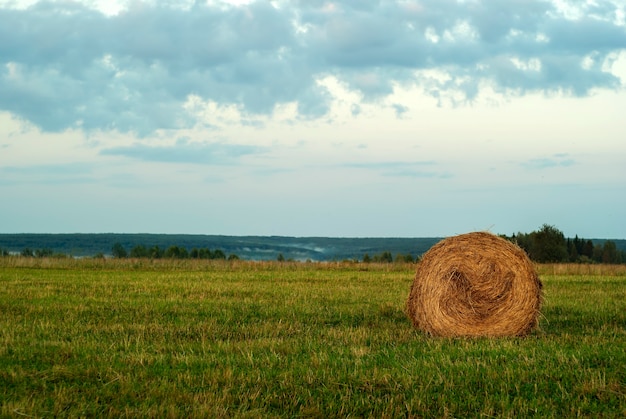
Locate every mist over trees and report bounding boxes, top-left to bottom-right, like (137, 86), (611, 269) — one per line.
(1, 225), (624, 264)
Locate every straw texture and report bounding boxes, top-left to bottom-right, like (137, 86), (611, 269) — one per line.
(406, 232), (542, 337)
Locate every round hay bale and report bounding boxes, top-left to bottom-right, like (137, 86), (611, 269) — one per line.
(406, 232), (542, 337)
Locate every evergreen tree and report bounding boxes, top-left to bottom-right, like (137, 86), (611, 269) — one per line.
(567, 238), (579, 262)
(602, 241), (619, 264)
(592, 243), (603, 263)
(573, 235), (583, 255)
(582, 240), (594, 258)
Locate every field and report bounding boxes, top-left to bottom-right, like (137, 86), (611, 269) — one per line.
(1, 258), (625, 418)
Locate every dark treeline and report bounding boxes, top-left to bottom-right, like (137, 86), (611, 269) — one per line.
(0, 234), (442, 261)
(110, 243), (239, 260)
(361, 251), (415, 264)
(503, 224), (624, 264)
(359, 224), (625, 265)
(1, 225), (624, 264)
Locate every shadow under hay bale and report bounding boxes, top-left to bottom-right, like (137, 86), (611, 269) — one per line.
(406, 232), (543, 337)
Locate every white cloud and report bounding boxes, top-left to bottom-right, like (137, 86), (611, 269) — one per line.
(0, 1), (625, 239)
(0, 0), (624, 134)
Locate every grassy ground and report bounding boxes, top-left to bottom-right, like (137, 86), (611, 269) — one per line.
(1, 258), (624, 418)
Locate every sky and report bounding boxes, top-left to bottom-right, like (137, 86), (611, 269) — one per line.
(0, 0), (625, 239)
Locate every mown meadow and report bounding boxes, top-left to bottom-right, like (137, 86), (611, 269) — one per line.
(1, 258), (625, 418)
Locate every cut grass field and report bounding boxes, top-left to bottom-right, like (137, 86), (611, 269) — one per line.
(1, 258), (625, 418)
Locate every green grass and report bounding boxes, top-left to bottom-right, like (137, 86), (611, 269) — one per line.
(1, 259), (625, 418)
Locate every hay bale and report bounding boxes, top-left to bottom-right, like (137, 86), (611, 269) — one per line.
(406, 232), (542, 337)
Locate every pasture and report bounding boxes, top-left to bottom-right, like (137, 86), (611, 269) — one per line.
(1, 258), (625, 417)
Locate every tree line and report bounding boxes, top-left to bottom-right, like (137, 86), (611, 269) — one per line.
(361, 251), (415, 263)
(1, 225), (624, 264)
(0, 244), (238, 260)
(503, 224), (624, 264)
(359, 225), (625, 265)
(110, 243), (239, 260)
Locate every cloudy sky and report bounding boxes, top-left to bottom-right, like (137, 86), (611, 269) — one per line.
(1, 0), (625, 239)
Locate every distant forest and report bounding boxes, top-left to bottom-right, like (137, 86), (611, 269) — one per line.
(0, 225), (624, 263)
(0, 234), (441, 262)
(501, 224), (625, 264)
